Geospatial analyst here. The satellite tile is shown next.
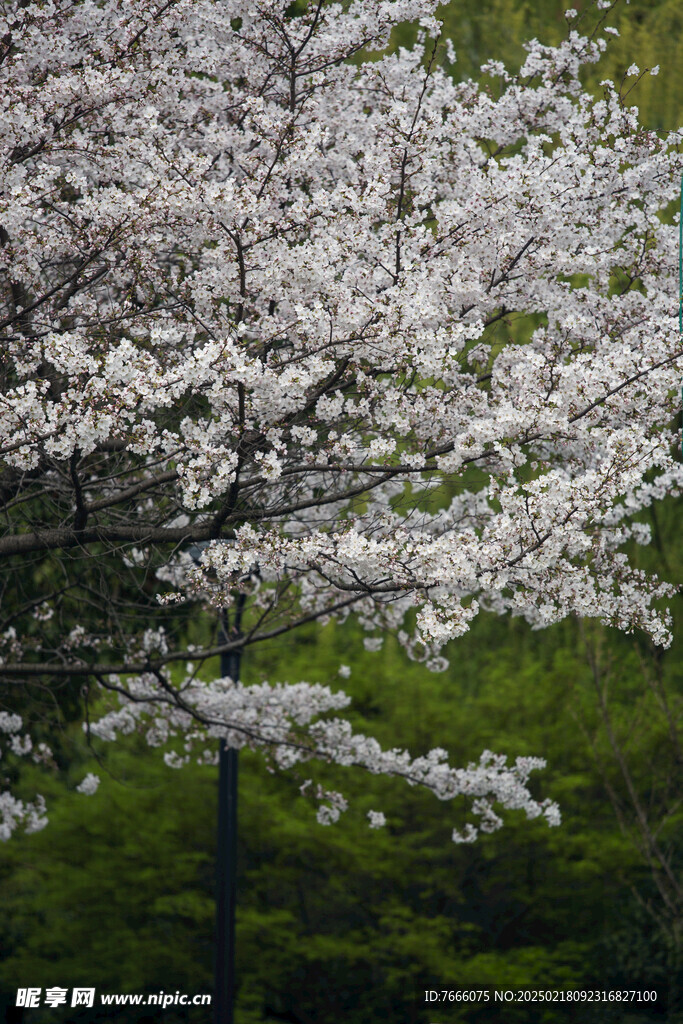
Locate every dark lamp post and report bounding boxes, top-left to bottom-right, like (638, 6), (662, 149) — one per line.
(215, 643), (240, 1024)
(188, 544), (241, 1024)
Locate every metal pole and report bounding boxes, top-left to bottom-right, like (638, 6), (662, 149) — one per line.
(215, 644), (240, 1024)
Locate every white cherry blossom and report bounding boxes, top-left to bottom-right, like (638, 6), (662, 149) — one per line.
(0, 0), (681, 840)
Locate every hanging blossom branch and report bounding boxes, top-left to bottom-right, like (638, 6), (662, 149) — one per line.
(0, 0), (681, 837)
(89, 671), (560, 843)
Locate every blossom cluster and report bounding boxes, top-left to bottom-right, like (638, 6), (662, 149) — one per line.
(0, 713), (49, 840)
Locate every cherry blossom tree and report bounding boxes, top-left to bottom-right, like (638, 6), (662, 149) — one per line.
(1, 0), (681, 841)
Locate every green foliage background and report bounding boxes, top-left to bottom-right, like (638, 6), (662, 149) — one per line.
(2, 1), (683, 1022)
